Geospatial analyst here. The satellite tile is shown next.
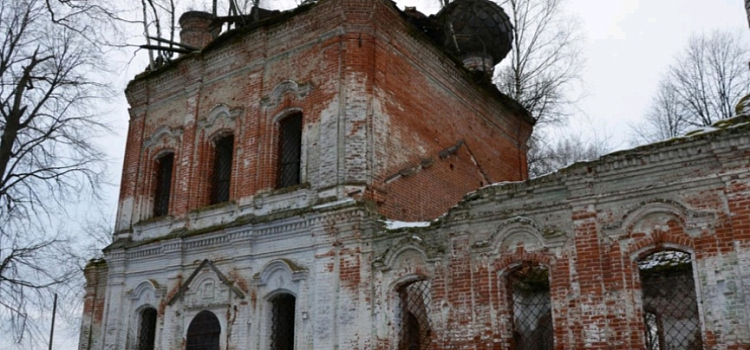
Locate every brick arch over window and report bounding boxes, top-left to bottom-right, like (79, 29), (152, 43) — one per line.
(606, 199), (717, 239)
(276, 112), (303, 189)
(186, 310), (221, 350)
(382, 245), (435, 350)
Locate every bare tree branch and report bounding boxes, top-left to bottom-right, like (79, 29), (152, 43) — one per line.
(631, 30), (750, 145)
(0, 0), (111, 347)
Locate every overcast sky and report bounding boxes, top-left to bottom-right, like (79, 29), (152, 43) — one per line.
(396, 0), (747, 148)
(47, 1), (747, 347)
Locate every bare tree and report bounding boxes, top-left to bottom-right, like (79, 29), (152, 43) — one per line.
(630, 81), (689, 144)
(426, 0), (585, 174)
(488, 0), (585, 175)
(493, 0), (584, 128)
(527, 131), (611, 178)
(0, 0), (109, 346)
(631, 30), (750, 144)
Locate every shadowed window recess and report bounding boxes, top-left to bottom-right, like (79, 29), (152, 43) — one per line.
(507, 264), (553, 350)
(398, 280), (432, 350)
(186, 310), (221, 350)
(270, 293), (296, 350)
(277, 113), (302, 188)
(136, 307), (157, 350)
(153, 152), (175, 217)
(638, 250), (702, 350)
(210, 134), (234, 204)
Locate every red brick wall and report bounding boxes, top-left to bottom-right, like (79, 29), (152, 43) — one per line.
(117, 0), (532, 229)
(361, 1), (532, 221)
(78, 260), (108, 350)
(373, 126), (750, 350)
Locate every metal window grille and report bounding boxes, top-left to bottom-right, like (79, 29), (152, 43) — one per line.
(639, 251), (702, 350)
(507, 264), (553, 350)
(153, 153), (174, 217)
(136, 308), (157, 350)
(398, 280), (432, 350)
(186, 311), (221, 350)
(277, 113), (302, 188)
(271, 294), (296, 350)
(210, 135), (234, 204)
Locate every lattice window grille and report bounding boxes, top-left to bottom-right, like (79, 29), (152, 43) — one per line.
(153, 153), (174, 217)
(398, 280), (432, 350)
(270, 294), (296, 350)
(277, 113), (302, 188)
(639, 251), (703, 350)
(507, 264), (553, 350)
(210, 134), (234, 204)
(136, 308), (157, 350)
(186, 310), (221, 350)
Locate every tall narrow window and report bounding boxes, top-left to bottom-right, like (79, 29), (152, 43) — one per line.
(210, 134), (234, 204)
(153, 153), (174, 217)
(277, 113), (302, 188)
(137, 307), (157, 350)
(398, 280), (432, 350)
(270, 293), (296, 350)
(638, 250), (702, 350)
(507, 264), (553, 350)
(186, 310), (221, 350)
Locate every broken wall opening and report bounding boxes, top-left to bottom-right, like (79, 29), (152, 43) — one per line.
(638, 250), (702, 350)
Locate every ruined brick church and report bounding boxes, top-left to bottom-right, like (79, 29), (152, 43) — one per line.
(78, 0), (750, 349)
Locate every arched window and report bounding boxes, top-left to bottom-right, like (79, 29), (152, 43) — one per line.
(210, 134), (234, 204)
(270, 293), (296, 350)
(638, 250), (702, 350)
(277, 113), (302, 188)
(137, 307), (157, 350)
(506, 264), (553, 350)
(398, 280), (431, 350)
(153, 152), (175, 217)
(186, 310), (221, 350)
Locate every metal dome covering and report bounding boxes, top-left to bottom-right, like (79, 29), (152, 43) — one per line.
(435, 0), (513, 66)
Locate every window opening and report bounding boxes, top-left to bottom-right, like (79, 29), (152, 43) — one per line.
(136, 307), (157, 350)
(277, 113), (302, 188)
(210, 135), (234, 204)
(507, 264), (553, 350)
(638, 250), (702, 350)
(270, 293), (296, 350)
(398, 280), (432, 350)
(153, 153), (174, 217)
(186, 310), (221, 350)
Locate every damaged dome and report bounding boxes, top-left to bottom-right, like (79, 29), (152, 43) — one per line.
(434, 0), (513, 72)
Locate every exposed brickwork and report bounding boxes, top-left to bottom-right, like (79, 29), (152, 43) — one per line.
(82, 0), (750, 349)
(78, 260), (108, 350)
(113, 0), (531, 232)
